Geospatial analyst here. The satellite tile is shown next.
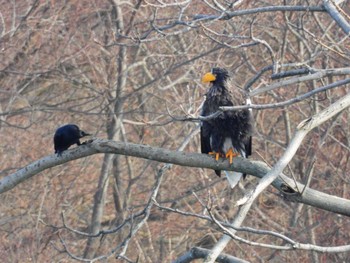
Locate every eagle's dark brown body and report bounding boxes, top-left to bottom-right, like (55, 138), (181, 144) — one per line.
(200, 68), (252, 179)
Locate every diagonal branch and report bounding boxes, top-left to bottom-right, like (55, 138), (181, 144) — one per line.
(204, 89), (350, 263)
(323, 0), (350, 35)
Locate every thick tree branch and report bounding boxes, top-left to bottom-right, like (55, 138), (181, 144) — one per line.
(2, 138), (350, 217)
(323, 0), (350, 34)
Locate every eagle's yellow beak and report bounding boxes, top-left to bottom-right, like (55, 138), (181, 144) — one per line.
(202, 72), (216, 83)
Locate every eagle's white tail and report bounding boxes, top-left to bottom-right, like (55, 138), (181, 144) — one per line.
(224, 171), (243, 189)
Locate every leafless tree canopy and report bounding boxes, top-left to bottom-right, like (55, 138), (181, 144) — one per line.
(1, 0), (350, 262)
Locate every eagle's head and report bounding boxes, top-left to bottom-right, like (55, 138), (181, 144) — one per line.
(202, 67), (229, 86)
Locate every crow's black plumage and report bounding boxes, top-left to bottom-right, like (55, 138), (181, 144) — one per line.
(54, 124), (90, 156)
(201, 67), (252, 188)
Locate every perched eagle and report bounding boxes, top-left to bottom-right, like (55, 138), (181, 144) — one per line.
(54, 124), (91, 156)
(200, 67), (252, 188)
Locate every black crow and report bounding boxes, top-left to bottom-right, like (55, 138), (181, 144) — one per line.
(201, 67), (253, 188)
(54, 124), (91, 156)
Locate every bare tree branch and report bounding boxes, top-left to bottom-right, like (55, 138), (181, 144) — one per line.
(221, 77), (350, 110)
(204, 84), (350, 263)
(173, 246), (249, 263)
(323, 0), (350, 34)
(2, 133), (350, 217)
(207, 205), (350, 253)
(251, 68), (350, 96)
(193, 6), (325, 22)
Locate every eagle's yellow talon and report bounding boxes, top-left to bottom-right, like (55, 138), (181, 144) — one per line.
(225, 148), (238, 164)
(208, 151), (221, 161)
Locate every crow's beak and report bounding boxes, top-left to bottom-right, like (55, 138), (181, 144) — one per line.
(81, 131), (91, 137)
